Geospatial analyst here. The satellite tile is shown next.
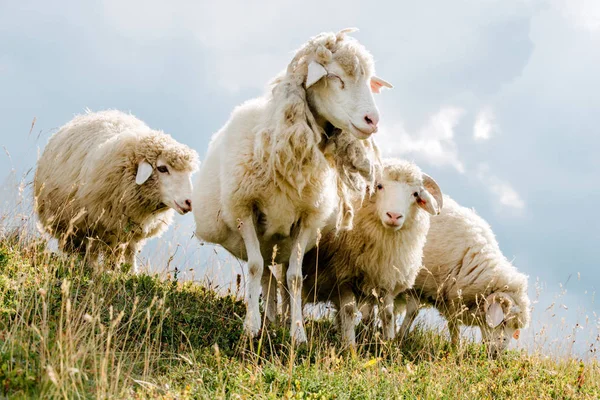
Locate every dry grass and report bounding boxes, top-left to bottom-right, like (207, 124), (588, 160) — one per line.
(0, 226), (598, 399)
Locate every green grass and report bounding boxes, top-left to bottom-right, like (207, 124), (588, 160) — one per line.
(0, 235), (598, 399)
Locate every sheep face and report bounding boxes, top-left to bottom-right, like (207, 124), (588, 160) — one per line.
(481, 323), (518, 358)
(306, 61), (383, 140)
(136, 157), (193, 215)
(372, 166), (442, 231)
(373, 176), (422, 231)
(480, 293), (522, 357)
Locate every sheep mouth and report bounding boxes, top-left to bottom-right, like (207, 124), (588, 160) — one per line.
(383, 220), (403, 230)
(173, 201), (189, 215)
(350, 123), (376, 139)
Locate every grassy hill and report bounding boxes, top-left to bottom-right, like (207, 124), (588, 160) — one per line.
(0, 234), (598, 399)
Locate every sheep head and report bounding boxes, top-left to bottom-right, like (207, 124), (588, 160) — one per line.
(369, 159), (442, 231)
(480, 292), (525, 358)
(289, 28), (392, 140)
(135, 133), (199, 215)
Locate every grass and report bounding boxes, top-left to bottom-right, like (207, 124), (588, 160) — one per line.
(0, 233), (598, 399)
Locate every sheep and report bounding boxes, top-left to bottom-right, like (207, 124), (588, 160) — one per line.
(34, 110), (199, 272)
(396, 195), (531, 357)
(192, 28), (392, 342)
(300, 159), (443, 346)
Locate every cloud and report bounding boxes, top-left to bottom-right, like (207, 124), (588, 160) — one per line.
(557, 0), (600, 32)
(473, 108), (498, 141)
(476, 163), (525, 211)
(378, 107), (466, 173)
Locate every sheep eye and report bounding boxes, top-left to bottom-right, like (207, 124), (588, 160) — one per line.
(376, 183), (383, 190)
(327, 74), (345, 89)
(157, 165), (169, 174)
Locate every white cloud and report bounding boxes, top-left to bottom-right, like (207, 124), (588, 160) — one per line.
(476, 163), (525, 211)
(490, 182), (526, 210)
(378, 107), (466, 173)
(473, 108), (498, 141)
(557, 0), (600, 32)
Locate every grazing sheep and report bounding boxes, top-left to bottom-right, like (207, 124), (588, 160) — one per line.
(301, 159), (443, 346)
(192, 28), (391, 342)
(34, 110), (199, 272)
(396, 195), (530, 357)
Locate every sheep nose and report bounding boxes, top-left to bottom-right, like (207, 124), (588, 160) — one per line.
(386, 212), (403, 222)
(184, 199), (192, 211)
(364, 112), (379, 128)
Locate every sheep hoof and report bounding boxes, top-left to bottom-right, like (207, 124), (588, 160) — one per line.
(243, 312), (261, 338)
(291, 325), (307, 344)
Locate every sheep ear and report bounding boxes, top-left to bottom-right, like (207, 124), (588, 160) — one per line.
(306, 61), (328, 88)
(420, 174), (443, 214)
(136, 161), (153, 185)
(486, 302), (505, 328)
(370, 76), (393, 94)
(417, 174), (443, 215)
(416, 190), (438, 215)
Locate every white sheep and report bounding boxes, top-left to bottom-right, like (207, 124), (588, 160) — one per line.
(397, 195), (531, 357)
(301, 159), (443, 346)
(192, 29), (391, 342)
(34, 110), (199, 272)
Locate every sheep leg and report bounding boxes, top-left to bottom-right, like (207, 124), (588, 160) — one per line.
(239, 215), (265, 338)
(335, 286), (358, 347)
(398, 295), (419, 341)
(287, 227), (312, 343)
(83, 238), (101, 271)
(380, 293), (396, 341)
(359, 301), (375, 327)
(124, 241), (139, 273)
(449, 319), (460, 347)
(279, 263), (291, 324)
(261, 266), (278, 324)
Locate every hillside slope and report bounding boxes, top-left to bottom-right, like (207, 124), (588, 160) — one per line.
(0, 236), (598, 399)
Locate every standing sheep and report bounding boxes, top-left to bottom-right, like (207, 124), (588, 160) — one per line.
(301, 159), (443, 346)
(397, 195), (531, 357)
(34, 110), (199, 272)
(192, 29), (391, 342)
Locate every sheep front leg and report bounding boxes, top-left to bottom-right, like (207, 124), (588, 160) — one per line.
(449, 319), (460, 347)
(125, 241), (139, 273)
(380, 293), (396, 341)
(287, 228), (312, 343)
(336, 286), (358, 347)
(239, 215), (264, 338)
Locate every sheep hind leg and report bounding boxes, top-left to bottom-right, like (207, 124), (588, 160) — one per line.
(261, 265), (278, 325)
(397, 295), (419, 342)
(83, 238), (101, 272)
(278, 263), (291, 325)
(239, 215), (265, 338)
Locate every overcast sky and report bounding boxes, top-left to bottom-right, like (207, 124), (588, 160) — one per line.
(1, 0), (599, 356)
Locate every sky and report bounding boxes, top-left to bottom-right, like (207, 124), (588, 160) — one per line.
(1, 0), (599, 357)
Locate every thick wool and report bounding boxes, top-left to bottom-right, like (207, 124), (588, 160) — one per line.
(193, 29), (384, 342)
(401, 195), (530, 334)
(301, 160), (432, 345)
(252, 30), (379, 230)
(34, 110), (198, 262)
